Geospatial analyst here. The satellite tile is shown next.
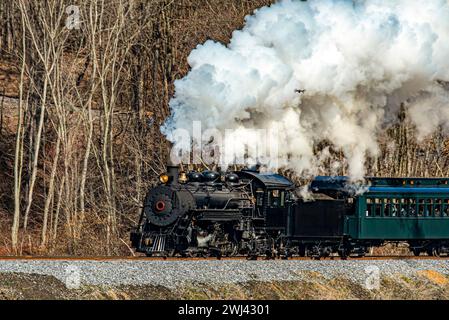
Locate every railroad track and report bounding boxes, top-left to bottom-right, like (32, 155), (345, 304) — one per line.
(0, 255), (447, 261)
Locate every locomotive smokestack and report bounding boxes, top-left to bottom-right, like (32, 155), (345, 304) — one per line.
(166, 144), (179, 185)
(167, 164), (179, 185)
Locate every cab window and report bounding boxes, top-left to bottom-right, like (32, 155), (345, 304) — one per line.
(269, 189), (284, 208)
(255, 188), (264, 206)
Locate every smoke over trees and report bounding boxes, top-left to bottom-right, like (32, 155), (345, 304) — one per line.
(0, 0), (448, 255)
(164, 0), (449, 181)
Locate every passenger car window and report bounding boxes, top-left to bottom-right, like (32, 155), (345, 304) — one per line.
(366, 198), (373, 217)
(418, 199), (425, 217)
(444, 199), (449, 217)
(426, 199), (433, 217)
(408, 198), (416, 216)
(435, 199), (442, 217)
(384, 198), (390, 217)
(375, 198), (381, 216)
(391, 199), (399, 217)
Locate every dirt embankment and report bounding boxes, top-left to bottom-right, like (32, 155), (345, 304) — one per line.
(1, 271), (449, 300)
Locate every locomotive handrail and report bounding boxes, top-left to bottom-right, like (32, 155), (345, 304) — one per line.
(221, 197), (253, 210)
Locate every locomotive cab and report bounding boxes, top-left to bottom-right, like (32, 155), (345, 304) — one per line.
(236, 170), (295, 234)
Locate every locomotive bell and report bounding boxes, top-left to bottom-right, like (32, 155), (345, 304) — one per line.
(179, 171), (188, 183)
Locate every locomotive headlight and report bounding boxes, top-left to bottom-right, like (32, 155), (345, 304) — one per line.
(159, 174), (169, 184)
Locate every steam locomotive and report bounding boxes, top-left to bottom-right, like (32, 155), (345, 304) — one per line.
(130, 164), (449, 258)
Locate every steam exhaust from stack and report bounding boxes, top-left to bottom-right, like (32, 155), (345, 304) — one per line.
(166, 144), (179, 185)
(161, 0), (449, 180)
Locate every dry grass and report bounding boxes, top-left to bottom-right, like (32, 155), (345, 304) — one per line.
(2, 271), (449, 300)
(417, 270), (449, 286)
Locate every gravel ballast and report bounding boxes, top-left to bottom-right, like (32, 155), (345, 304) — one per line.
(0, 259), (448, 289)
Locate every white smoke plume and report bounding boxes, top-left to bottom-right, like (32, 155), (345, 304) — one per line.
(162, 0), (449, 180)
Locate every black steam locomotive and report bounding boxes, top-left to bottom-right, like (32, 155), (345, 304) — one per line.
(130, 164), (449, 258)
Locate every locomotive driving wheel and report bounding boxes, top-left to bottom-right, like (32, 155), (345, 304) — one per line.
(338, 247), (351, 259)
(426, 246), (441, 257)
(432, 246), (441, 257)
(297, 244), (306, 257)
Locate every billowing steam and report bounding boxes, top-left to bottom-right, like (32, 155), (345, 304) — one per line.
(162, 0), (449, 180)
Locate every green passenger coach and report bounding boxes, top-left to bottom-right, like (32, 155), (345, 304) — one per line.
(309, 177), (449, 257)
